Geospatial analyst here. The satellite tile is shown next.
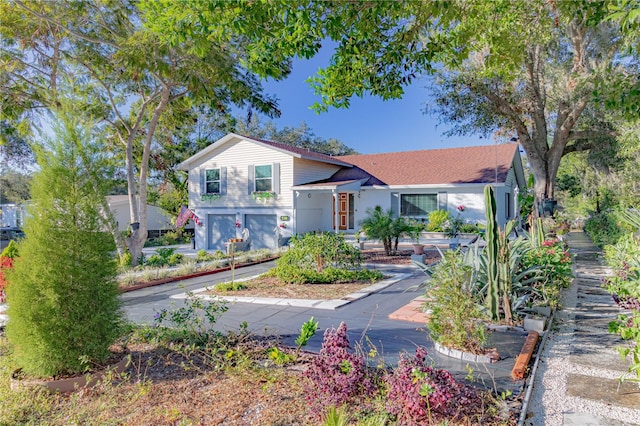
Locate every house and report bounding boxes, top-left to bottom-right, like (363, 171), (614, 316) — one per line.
(106, 195), (193, 238)
(177, 133), (526, 251)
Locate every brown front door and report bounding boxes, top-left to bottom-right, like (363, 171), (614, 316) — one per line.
(338, 193), (348, 230)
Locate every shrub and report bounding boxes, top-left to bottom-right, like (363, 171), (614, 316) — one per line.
(0, 256), (13, 304)
(5, 116), (123, 377)
(214, 281), (247, 291)
(304, 322), (377, 418)
(144, 247), (183, 267)
(118, 251), (132, 269)
(153, 292), (228, 346)
(359, 206), (405, 255)
(0, 240), (19, 259)
(196, 249), (213, 262)
(385, 348), (486, 424)
(426, 209), (450, 232)
(585, 211), (629, 247)
(426, 251), (486, 353)
(270, 232), (367, 283)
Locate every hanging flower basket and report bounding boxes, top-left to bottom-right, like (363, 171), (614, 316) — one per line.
(201, 193), (222, 202)
(252, 191), (276, 200)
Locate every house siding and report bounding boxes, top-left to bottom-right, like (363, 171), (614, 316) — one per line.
(190, 139), (295, 209)
(293, 158), (341, 185)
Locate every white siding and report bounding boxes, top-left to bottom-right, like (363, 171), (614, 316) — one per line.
(189, 139), (295, 209)
(293, 158), (340, 185)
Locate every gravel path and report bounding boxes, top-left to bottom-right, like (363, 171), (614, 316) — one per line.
(525, 233), (640, 426)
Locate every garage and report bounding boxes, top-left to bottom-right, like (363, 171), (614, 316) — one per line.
(207, 214), (236, 251)
(245, 214), (277, 250)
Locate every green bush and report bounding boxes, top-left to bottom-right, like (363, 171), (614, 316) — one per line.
(5, 116), (123, 377)
(359, 206), (405, 255)
(274, 232), (361, 276)
(426, 209), (450, 232)
(0, 240), (19, 259)
(144, 247), (183, 267)
(585, 211), (630, 247)
(426, 251), (486, 353)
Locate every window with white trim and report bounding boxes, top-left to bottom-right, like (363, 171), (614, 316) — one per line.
(400, 194), (438, 217)
(205, 168), (220, 193)
(254, 165), (272, 192)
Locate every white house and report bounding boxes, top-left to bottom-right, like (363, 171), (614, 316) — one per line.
(177, 133), (526, 251)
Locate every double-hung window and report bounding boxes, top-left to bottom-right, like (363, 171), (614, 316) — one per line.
(254, 165), (272, 192)
(205, 168), (221, 194)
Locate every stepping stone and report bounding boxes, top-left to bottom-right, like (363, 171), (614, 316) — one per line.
(573, 317), (619, 329)
(577, 287), (610, 296)
(564, 412), (638, 425)
(570, 350), (633, 373)
(566, 373), (640, 409)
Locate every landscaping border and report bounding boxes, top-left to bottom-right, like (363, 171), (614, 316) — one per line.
(119, 256), (279, 293)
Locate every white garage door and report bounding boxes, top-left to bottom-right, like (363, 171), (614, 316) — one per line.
(245, 214), (277, 250)
(207, 214), (236, 251)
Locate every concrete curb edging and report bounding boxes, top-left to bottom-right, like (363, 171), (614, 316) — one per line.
(517, 311), (555, 426)
(173, 273), (412, 310)
(434, 341), (499, 364)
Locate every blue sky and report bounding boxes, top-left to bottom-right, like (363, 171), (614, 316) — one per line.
(260, 49), (491, 155)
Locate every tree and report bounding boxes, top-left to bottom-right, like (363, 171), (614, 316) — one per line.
(235, 116), (358, 156)
(5, 108), (122, 377)
(1, 0), (283, 264)
(359, 206), (405, 256)
(426, 1), (636, 208)
(144, 1), (639, 208)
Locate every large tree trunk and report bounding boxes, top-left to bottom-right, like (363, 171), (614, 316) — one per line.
(126, 88), (171, 266)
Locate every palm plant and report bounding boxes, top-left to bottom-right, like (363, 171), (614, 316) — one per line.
(359, 206), (405, 255)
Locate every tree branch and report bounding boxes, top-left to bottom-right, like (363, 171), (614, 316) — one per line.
(14, 0), (121, 50)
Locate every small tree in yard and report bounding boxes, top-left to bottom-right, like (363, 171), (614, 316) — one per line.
(359, 206), (405, 256)
(5, 112), (123, 377)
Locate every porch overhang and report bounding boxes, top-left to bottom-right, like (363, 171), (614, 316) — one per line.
(291, 179), (366, 193)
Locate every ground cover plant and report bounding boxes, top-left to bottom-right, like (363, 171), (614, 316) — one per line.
(604, 210), (640, 385)
(0, 298), (515, 425)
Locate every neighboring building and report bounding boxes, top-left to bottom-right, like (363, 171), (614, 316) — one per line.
(177, 133), (526, 251)
(106, 195), (193, 237)
(0, 203), (27, 228)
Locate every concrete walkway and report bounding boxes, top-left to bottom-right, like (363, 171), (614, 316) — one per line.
(525, 232), (640, 425)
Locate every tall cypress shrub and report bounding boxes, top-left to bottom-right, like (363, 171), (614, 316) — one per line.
(5, 113), (122, 377)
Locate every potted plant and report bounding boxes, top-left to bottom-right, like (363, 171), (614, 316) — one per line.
(407, 221), (425, 255)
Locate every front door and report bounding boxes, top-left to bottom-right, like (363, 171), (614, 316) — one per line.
(332, 192), (354, 231)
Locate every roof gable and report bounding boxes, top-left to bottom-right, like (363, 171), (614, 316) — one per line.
(177, 133), (352, 170)
(336, 144), (520, 185)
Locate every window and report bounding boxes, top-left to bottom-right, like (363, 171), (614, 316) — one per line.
(205, 168), (220, 193)
(400, 194), (437, 217)
(254, 165), (272, 192)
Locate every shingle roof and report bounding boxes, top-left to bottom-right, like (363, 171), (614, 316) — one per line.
(335, 144), (519, 185)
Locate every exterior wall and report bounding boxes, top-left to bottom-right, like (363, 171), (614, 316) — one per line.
(109, 201), (178, 232)
(355, 186), (491, 227)
(188, 138), (298, 250)
(189, 139), (295, 209)
(294, 192), (333, 233)
(292, 158), (340, 185)
(0, 204), (26, 227)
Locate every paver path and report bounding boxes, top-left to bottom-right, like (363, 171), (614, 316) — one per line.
(525, 232), (640, 426)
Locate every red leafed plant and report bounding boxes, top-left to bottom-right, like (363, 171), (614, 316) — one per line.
(0, 256), (13, 303)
